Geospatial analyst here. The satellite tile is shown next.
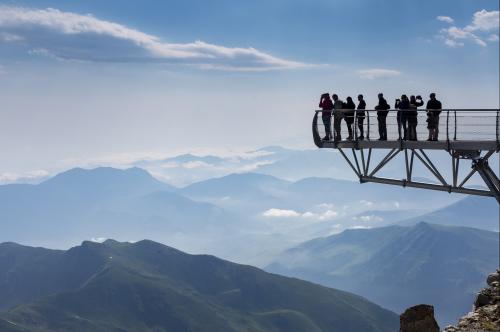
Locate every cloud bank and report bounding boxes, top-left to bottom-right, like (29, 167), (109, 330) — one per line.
(262, 208), (338, 221)
(0, 169), (49, 184)
(437, 9), (499, 48)
(0, 6), (316, 71)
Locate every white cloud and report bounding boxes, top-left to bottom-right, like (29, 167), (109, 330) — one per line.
(444, 38), (464, 48)
(90, 237), (107, 243)
(473, 38), (487, 47)
(437, 16), (454, 24)
(317, 210), (339, 221)
(467, 9), (500, 32)
(0, 6), (318, 71)
(235, 161), (275, 172)
(352, 215), (384, 222)
(357, 68), (401, 80)
(181, 161), (214, 169)
(0, 31), (23, 41)
(488, 34), (499, 42)
(0, 169), (50, 184)
(262, 208), (301, 218)
(349, 225), (372, 230)
(438, 9), (499, 48)
(359, 200), (374, 207)
(316, 203), (336, 209)
(262, 208), (338, 221)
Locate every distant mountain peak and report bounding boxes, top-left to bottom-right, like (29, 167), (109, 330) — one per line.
(38, 166), (175, 193)
(415, 221), (432, 229)
(48, 166), (153, 180)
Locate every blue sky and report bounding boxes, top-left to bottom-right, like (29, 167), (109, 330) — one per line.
(0, 0), (498, 179)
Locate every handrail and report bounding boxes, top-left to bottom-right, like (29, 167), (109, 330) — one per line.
(314, 109), (500, 113)
(313, 109), (500, 146)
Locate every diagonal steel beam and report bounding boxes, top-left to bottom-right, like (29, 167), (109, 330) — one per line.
(366, 148), (372, 174)
(419, 149), (448, 185)
(458, 168), (477, 188)
(473, 158), (500, 203)
(360, 148), (367, 175)
(369, 149), (400, 177)
(452, 157), (460, 187)
(338, 148), (361, 178)
(413, 150), (448, 186)
(404, 149), (411, 181)
(409, 150), (415, 180)
(352, 149), (362, 176)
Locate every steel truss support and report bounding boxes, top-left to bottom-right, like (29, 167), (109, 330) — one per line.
(338, 147), (500, 203)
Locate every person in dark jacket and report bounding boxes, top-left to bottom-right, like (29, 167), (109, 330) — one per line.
(319, 93), (334, 140)
(344, 96), (356, 140)
(426, 93), (442, 141)
(356, 94), (366, 140)
(407, 95), (424, 140)
(395, 95), (410, 140)
(332, 94), (344, 141)
(375, 93), (390, 140)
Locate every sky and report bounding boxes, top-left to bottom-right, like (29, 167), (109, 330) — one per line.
(0, 0), (499, 179)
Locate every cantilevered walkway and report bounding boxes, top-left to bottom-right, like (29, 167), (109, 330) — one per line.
(312, 109), (500, 203)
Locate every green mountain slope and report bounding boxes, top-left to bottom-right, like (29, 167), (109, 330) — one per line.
(266, 222), (499, 326)
(0, 240), (398, 332)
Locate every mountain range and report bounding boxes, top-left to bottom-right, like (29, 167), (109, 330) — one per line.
(1, 164), (496, 266)
(0, 240), (399, 332)
(266, 222), (500, 326)
(129, 146), (497, 189)
(0, 167), (234, 253)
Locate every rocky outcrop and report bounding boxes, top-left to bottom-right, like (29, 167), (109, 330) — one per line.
(444, 269), (500, 332)
(400, 304), (440, 332)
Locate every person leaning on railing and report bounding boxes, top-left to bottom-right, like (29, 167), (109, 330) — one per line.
(375, 93), (390, 140)
(356, 94), (366, 140)
(426, 93), (442, 141)
(344, 96), (356, 140)
(319, 93), (334, 141)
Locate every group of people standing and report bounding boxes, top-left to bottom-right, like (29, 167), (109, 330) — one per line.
(318, 92), (442, 142)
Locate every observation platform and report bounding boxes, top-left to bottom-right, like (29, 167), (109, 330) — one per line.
(312, 109), (500, 203)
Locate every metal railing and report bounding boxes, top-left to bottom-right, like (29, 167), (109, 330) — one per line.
(313, 109), (500, 145)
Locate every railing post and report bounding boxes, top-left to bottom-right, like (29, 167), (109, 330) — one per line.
(397, 110), (402, 141)
(453, 110), (457, 141)
(354, 112), (358, 142)
(367, 110), (370, 140)
(496, 110), (499, 147)
(446, 110), (450, 150)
